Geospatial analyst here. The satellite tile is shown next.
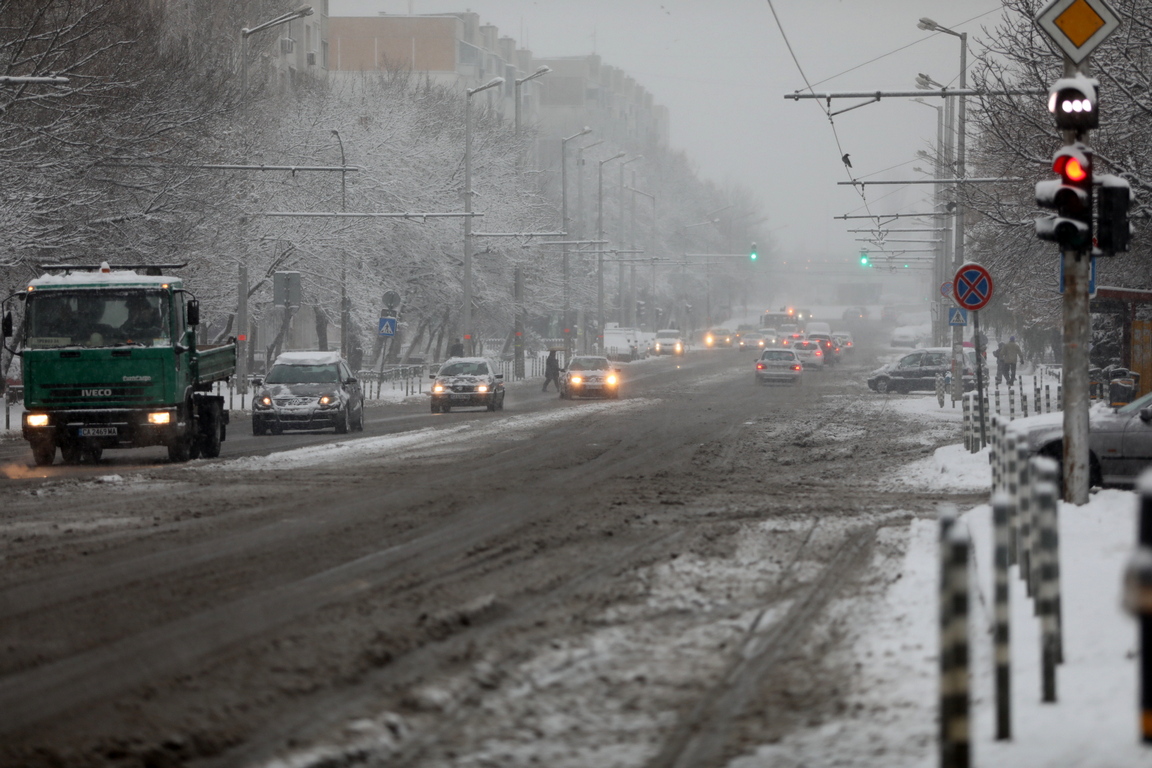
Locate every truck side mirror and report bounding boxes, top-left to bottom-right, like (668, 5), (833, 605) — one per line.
(2, 311), (11, 338)
(187, 299), (200, 326)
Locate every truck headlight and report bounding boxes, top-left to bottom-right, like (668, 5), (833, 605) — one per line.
(148, 412), (171, 425)
(25, 413), (49, 427)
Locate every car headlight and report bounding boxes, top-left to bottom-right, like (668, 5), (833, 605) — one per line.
(258, 396), (272, 407)
(571, 376), (583, 385)
(706, 335), (714, 345)
(319, 395), (334, 406)
(675, 342), (682, 351)
(433, 383), (445, 393)
(655, 343), (662, 351)
(25, 413), (49, 427)
(477, 384), (488, 393)
(606, 375), (617, 385)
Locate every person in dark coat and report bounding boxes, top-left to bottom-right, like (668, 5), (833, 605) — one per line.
(999, 336), (1022, 386)
(542, 350), (561, 392)
(448, 338), (465, 358)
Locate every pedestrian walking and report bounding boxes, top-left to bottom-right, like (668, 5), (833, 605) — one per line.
(1000, 336), (1022, 386)
(542, 350), (560, 392)
(993, 345), (1005, 386)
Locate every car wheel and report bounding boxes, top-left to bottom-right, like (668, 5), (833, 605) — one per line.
(875, 378), (892, 394)
(487, 396), (497, 412)
(431, 401), (441, 414)
(335, 407), (350, 434)
(498, 393), (506, 410)
(442, 404), (451, 413)
(252, 418), (266, 436)
(270, 423), (283, 435)
(31, 441), (55, 466)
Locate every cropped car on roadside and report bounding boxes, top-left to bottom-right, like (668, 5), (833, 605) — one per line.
(755, 349), (803, 385)
(867, 347), (976, 394)
(559, 355), (621, 400)
(653, 329), (685, 355)
(791, 339), (825, 368)
(833, 332), (855, 353)
(1014, 391), (1152, 488)
(429, 357), (505, 413)
(252, 351), (364, 435)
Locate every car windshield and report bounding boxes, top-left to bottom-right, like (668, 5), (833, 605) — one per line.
(761, 351), (795, 361)
(656, 331), (679, 339)
(439, 361), (489, 376)
(266, 363), (341, 385)
(1117, 390), (1152, 414)
(569, 357), (608, 371)
(25, 289), (170, 349)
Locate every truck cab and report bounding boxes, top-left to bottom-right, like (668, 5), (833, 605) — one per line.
(3, 263), (235, 465)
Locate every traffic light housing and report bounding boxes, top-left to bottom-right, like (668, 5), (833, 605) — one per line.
(1036, 144), (1092, 250)
(1048, 76), (1099, 132)
(750, 242), (758, 261)
(859, 250), (870, 267)
(1097, 174), (1132, 254)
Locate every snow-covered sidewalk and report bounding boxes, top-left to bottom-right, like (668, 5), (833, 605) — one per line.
(746, 393), (1147, 767)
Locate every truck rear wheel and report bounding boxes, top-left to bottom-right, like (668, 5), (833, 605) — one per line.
(31, 442), (55, 466)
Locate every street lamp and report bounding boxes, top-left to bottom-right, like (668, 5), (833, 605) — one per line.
(918, 16), (968, 402)
(515, 66), (551, 135)
(462, 76), (505, 355)
(240, 5), (313, 114)
(561, 127), (592, 358)
(331, 129), (350, 356)
(597, 152), (626, 349)
(617, 156), (642, 324)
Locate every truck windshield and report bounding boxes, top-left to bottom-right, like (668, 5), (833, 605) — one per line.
(25, 290), (170, 349)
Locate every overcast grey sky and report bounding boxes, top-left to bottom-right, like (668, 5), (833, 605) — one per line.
(330, 0), (1007, 266)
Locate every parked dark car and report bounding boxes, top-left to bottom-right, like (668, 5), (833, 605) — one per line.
(252, 351), (364, 434)
(559, 355), (621, 399)
(429, 357), (506, 413)
(867, 347), (976, 394)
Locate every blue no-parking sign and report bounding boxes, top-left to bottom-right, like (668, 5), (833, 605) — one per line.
(378, 317), (397, 337)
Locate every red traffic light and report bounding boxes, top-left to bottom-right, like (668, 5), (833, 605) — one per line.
(1054, 154), (1089, 182)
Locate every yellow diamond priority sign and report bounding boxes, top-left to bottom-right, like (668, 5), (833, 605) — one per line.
(1037, 0), (1120, 63)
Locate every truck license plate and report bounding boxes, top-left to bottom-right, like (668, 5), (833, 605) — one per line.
(79, 427), (118, 437)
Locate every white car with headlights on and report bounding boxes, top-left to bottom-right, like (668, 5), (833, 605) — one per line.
(429, 357), (505, 413)
(652, 329), (685, 355)
(559, 356), (621, 399)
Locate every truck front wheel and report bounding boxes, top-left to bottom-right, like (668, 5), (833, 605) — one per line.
(200, 404), (223, 459)
(31, 441), (55, 466)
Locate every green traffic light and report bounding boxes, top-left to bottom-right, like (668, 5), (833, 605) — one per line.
(859, 252), (870, 266)
(750, 242), (758, 261)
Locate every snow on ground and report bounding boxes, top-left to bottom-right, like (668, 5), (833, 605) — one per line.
(737, 391), (1148, 768)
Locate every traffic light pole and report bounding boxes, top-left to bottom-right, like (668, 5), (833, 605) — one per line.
(1061, 56), (1092, 505)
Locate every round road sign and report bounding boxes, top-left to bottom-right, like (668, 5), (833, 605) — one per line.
(940, 281), (953, 297)
(953, 263), (994, 311)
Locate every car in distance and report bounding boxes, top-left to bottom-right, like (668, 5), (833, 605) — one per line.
(791, 339), (826, 368)
(755, 349), (803, 385)
(833, 332), (855, 353)
(653, 329), (685, 355)
(252, 351), (364, 435)
(429, 357), (506, 413)
(805, 332), (840, 365)
(867, 347), (976, 394)
(559, 355), (621, 399)
(842, 306), (870, 321)
(704, 328), (733, 349)
(738, 332), (767, 352)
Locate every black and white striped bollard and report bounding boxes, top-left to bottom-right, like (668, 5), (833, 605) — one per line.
(992, 492), (1012, 739)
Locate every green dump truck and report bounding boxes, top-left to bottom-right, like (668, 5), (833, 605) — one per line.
(2, 263), (236, 465)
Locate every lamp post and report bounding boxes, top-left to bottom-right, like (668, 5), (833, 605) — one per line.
(617, 156), (642, 324)
(240, 5), (313, 114)
(918, 16), (968, 403)
(626, 186), (657, 329)
(462, 76), (505, 355)
(514, 66), (551, 135)
(330, 129), (349, 356)
(561, 127), (592, 359)
(911, 97), (950, 345)
(597, 153), (626, 350)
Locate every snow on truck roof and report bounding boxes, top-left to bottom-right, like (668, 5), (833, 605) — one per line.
(29, 269), (182, 290)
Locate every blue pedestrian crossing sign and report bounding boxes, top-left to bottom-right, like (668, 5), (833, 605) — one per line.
(948, 307), (968, 327)
(378, 317), (397, 337)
